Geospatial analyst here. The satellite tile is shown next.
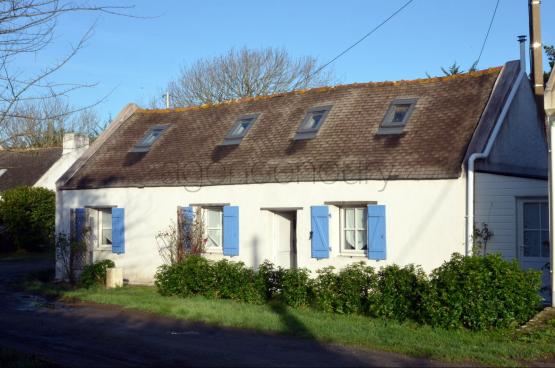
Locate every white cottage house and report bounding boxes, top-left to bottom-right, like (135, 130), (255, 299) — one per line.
(54, 59), (548, 287)
(0, 133), (89, 192)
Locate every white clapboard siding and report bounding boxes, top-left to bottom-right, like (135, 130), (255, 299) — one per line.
(474, 173), (547, 259)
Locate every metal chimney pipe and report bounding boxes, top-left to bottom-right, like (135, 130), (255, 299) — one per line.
(529, 0), (544, 116)
(518, 35), (527, 72)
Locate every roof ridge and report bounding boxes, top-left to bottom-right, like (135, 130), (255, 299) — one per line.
(140, 66), (503, 115)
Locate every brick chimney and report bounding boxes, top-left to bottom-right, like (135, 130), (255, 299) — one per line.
(63, 133), (89, 155)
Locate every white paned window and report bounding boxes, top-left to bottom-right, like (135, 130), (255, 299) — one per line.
(204, 207), (223, 249)
(99, 208), (112, 247)
(522, 201), (549, 258)
(343, 207), (367, 252)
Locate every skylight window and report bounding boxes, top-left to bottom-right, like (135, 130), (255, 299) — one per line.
(378, 99), (417, 135)
(131, 125), (168, 152)
(294, 106), (332, 140)
(222, 114), (259, 145)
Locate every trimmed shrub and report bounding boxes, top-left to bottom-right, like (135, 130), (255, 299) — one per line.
(154, 255), (213, 297)
(0, 186), (55, 252)
(153, 253), (542, 331)
(255, 260), (284, 300)
(423, 253), (542, 330)
(337, 263), (376, 314)
(311, 263), (376, 314)
(80, 259), (116, 288)
(311, 267), (338, 313)
(280, 268), (310, 307)
(368, 264), (429, 322)
(212, 259), (264, 304)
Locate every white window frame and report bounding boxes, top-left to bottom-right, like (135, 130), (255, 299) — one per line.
(378, 98), (417, 135)
(202, 207), (223, 252)
(293, 105), (332, 140)
(98, 208), (113, 249)
(340, 207), (368, 255)
(517, 198), (549, 260)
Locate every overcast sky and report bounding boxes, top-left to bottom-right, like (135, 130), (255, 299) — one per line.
(17, 0), (555, 121)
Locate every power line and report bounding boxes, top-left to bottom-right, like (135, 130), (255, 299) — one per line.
(308, 0), (416, 80)
(476, 0), (501, 66)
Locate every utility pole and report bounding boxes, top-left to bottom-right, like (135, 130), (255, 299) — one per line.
(165, 91), (170, 109)
(546, 69), (555, 307)
(529, 0), (544, 117)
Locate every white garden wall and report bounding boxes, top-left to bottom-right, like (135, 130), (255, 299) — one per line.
(474, 172), (547, 259)
(56, 177), (467, 284)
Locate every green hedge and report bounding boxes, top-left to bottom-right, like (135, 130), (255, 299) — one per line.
(0, 186), (55, 252)
(422, 253), (542, 330)
(154, 253), (542, 331)
(80, 260), (116, 288)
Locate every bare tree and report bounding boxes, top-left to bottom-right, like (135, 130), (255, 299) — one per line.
(163, 47), (335, 107)
(0, 97), (106, 148)
(0, 0), (137, 146)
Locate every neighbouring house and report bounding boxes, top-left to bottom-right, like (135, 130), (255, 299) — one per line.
(0, 133), (90, 192)
(55, 55), (548, 289)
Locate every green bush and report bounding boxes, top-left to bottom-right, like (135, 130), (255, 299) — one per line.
(212, 259), (264, 304)
(154, 255), (213, 297)
(423, 253), (542, 330)
(311, 266), (338, 313)
(279, 268), (310, 307)
(153, 253), (542, 331)
(369, 264), (429, 322)
(311, 263), (376, 314)
(80, 259), (116, 288)
(256, 260), (284, 300)
(337, 263), (376, 314)
(0, 186), (55, 252)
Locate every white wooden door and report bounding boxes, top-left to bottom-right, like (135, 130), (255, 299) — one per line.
(274, 212), (297, 269)
(517, 199), (550, 303)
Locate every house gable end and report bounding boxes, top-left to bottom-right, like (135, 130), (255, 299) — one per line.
(476, 74), (548, 179)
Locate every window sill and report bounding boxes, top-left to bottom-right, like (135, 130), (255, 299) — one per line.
(95, 247), (113, 252)
(339, 252), (367, 258)
(204, 248), (223, 254)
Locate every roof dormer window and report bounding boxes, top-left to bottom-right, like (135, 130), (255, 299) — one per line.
(378, 99), (417, 135)
(131, 125), (168, 152)
(222, 114), (259, 145)
(294, 105), (332, 140)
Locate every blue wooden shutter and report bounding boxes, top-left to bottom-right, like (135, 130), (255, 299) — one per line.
(223, 206), (239, 256)
(112, 208), (125, 254)
(181, 206), (194, 249)
(75, 208), (86, 243)
(367, 205), (386, 260)
(311, 206), (329, 259)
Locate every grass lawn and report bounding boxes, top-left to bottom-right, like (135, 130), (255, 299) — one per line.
(46, 284), (555, 366)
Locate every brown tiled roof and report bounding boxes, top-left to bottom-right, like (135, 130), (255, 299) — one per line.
(0, 148), (62, 191)
(61, 67), (503, 190)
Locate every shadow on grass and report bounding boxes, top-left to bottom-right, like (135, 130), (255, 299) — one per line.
(269, 301), (316, 340)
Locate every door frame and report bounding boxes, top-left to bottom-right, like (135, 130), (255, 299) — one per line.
(269, 209), (298, 269)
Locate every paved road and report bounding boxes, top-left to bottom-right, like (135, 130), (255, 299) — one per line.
(0, 257), (452, 367)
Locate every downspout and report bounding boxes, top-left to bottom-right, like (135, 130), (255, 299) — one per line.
(544, 67), (555, 306)
(465, 67), (526, 255)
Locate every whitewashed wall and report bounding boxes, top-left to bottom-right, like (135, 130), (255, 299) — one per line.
(474, 172), (547, 259)
(56, 177), (467, 284)
(35, 134), (89, 191)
